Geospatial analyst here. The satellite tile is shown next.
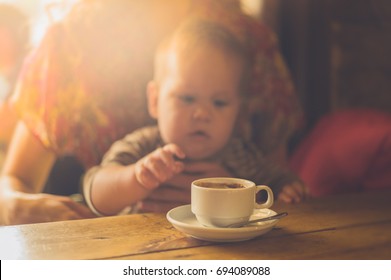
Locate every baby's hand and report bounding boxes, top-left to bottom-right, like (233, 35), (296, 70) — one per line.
(135, 144), (185, 190)
(277, 181), (308, 203)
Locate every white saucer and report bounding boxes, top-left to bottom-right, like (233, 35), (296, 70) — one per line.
(166, 205), (279, 242)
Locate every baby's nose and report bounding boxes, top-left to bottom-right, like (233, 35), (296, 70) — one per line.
(192, 105), (211, 121)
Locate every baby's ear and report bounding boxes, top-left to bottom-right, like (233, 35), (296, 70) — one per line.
(146, 81), (159, 119)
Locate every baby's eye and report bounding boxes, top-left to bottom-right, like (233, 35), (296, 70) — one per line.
(213, 99), (228, 108)
(178, 95), (195, 104)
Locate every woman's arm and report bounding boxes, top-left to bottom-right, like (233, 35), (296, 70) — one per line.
(0, 101), (17, 145)
(0, 121), (94, 225)
(2, 121), (56, 192)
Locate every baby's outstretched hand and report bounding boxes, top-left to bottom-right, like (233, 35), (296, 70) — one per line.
(277, 181), (309, 203)
(135, 144), (185, 190)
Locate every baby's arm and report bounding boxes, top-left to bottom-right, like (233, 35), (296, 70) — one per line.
(90, 144), (185, 215)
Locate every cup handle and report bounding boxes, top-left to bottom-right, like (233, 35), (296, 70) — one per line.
(254, 185), (274, 209)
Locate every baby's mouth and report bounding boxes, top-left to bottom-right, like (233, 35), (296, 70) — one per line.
(190, 130), (209, 138)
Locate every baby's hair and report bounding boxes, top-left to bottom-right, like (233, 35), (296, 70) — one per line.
(154, 17), (251, 95)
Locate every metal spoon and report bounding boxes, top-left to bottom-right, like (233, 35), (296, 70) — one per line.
(227, 212), (288, 228)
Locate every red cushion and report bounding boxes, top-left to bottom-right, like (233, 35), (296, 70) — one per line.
(289, 109), (391, 197)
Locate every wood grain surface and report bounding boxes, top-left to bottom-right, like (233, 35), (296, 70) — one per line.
(1, 190), (390, 260)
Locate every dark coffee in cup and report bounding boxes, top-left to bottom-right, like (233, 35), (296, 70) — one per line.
(197, 182), (246, 189)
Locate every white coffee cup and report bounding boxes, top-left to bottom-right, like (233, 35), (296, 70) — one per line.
(191, 177), (274, 228)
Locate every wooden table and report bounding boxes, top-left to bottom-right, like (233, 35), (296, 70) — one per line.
(1, 190), (391, 260)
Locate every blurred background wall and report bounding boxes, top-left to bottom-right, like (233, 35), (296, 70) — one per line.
(255, 0), (391, 136)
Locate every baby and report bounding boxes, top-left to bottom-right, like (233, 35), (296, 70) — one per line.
(83, 18), (306, 216)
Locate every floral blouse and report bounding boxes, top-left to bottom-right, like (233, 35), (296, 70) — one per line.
(11, 0), (302, 168)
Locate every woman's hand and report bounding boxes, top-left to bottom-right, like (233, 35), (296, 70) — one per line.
(1, 191), (95, 225)
(0, 121), (95, 225)
(139, 161), (232, 213)
(277, 181), (309, 203)
(182, 161), (232, 178)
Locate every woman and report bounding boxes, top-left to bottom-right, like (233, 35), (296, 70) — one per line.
(0, 0), (302, 225)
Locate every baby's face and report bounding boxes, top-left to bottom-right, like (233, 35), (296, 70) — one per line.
(153, 45), (243, 160)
